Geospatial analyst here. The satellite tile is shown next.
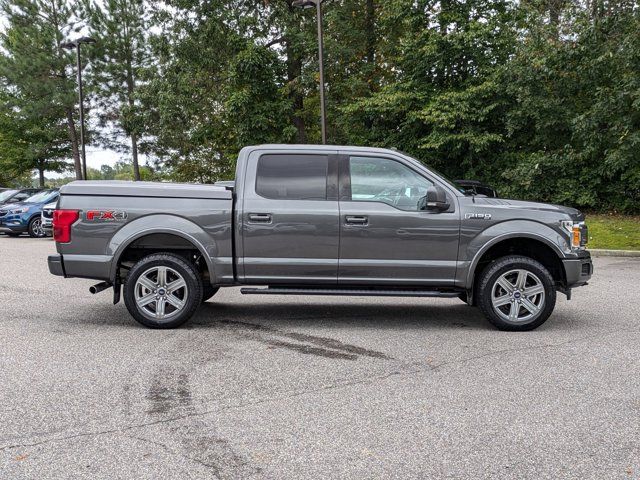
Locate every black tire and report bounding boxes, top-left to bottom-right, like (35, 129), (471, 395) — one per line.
(477, 255), (556, 331)
(28, 217), (46, 238)
(202, 284), (220, 303)
(123, 253), (203, 329)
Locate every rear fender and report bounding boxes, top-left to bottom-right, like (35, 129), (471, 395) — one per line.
(107, 214), (218, 283)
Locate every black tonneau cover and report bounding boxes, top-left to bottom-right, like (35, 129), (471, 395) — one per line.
(60, 180), (232, 200)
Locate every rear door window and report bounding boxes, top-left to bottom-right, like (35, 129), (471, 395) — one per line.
(256, 154), (329, 201)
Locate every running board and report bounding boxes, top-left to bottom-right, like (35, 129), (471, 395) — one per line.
(240, 287), (461, 298)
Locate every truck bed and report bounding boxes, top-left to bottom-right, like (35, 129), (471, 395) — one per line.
(55, 180), (234, 284)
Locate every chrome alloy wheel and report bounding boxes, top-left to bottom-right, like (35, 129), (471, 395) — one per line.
(134, 266), (188, 320)
(491, 269), (545, 323)
(32, 218), (45, 237)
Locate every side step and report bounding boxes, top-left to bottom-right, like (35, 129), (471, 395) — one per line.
(240, 287), (461, 298)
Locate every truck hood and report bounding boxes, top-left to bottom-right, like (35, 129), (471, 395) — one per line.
(474, 197), (584, 221)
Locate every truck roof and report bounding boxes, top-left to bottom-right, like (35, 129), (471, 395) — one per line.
(242, 144), (403, 155)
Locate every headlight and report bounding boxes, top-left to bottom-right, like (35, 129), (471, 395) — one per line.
(10, 207), (28, 214)
(560, 220), (587, 249)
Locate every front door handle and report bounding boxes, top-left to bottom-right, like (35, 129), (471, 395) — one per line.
(248, 213), (272, 223)
(345, 215), (368, 226)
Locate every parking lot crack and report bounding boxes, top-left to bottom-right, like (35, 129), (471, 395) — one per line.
(0, 365), (427, 453)
(432, 330), (639, 370)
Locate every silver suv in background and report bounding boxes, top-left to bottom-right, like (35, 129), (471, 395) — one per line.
(41, 202), (56, 237)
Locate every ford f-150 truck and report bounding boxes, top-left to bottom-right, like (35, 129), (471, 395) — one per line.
(48, 145), (592, 331)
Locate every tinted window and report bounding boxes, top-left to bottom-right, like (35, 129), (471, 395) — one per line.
(475, 186), (496, 197)
(256, 154), (328, 200)
(0, 190), (18, 201)
(25, 190), (56, 203)
(349, 156), (433, 211)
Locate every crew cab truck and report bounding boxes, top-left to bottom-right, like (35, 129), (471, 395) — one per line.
(48, 145), (592, 331)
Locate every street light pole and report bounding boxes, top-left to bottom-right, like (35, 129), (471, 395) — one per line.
(75, 43), (88, 181)
(293, 0), (327, 144)
(62, 37), (96, 181)
(315, 0), (327, 145)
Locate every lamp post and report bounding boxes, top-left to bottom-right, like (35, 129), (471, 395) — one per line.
(61, 36), (96, 181)
(292, 0), (327, 144)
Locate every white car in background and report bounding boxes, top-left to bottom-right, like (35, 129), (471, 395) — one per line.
(41, 202), (56, 237)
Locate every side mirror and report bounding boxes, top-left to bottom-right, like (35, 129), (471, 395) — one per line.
(418, 186), (450, 211)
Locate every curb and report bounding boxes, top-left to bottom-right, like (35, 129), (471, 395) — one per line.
(589, 249), (640, 257)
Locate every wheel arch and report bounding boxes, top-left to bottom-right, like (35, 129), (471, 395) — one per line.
(108, 215), (218, 284)
(466, 233), (567, 294)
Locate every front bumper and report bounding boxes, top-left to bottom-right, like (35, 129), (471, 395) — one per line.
(0, 225), (28, 233)
(48, 254), (65, 277)
(562, 253), (593, 288)
(0, 213), (29, 232)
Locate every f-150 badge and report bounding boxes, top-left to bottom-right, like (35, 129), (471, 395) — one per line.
(85, 210), (127, 221)
(465, 213), (492, 220)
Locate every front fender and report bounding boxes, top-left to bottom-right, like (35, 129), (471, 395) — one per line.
(107, 214), (218, 283)
(461, 220), (570, 288)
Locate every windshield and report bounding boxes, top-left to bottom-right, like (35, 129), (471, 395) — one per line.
(25, 190), (56, 203)
(0, 190), (18, 201)
(399, 151), (468, 194)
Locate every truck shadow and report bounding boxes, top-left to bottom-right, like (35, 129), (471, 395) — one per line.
(192, 301), (489, 332)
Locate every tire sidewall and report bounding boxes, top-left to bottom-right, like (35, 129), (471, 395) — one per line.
(478, 256), (556, 331)
(124, 253), (203, 329)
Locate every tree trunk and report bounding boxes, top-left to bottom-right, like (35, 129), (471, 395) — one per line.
(66, 108), (82, 180)
(125, 52), (141, 181)
(285, 37), (306, 143)
(38, 166), (45, 187)
(131, 132), (141, 181)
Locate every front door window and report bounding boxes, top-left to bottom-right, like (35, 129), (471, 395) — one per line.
(349, 156), (433, 211)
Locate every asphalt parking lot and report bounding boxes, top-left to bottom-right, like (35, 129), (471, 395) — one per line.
(0, 236), (638, 479)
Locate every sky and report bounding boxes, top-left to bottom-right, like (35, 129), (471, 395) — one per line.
(44, 147), (122, 179)
(87, 147), (120, 169)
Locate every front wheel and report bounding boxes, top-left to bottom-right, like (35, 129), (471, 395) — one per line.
(477, 255), (556, 331)
(28, 217), (46, 238)
(123, 253), (203, 329)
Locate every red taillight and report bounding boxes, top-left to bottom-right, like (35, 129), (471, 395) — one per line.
(53, 209), (79, 243)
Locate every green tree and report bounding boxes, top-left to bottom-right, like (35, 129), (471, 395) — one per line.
(140, 1), (297, 182)
(82, 0), (149, 181)
(0, 0), (82, 180)
(0, 93), (71, 186)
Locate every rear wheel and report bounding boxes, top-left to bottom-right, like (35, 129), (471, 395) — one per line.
(28, 217), (46, 238)
(123, 253), (203, 329)
(477, 255), (556, 331)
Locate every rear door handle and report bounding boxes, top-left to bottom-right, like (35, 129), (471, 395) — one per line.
(248, 213), (272, 223)
(345, 215), (368, 226)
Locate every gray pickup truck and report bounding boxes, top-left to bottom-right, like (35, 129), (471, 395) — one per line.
(48, 145), (592, 331)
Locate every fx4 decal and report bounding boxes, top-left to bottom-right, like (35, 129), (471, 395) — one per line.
(86, 210), (128, 221)
(465, 213), (492, 220)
